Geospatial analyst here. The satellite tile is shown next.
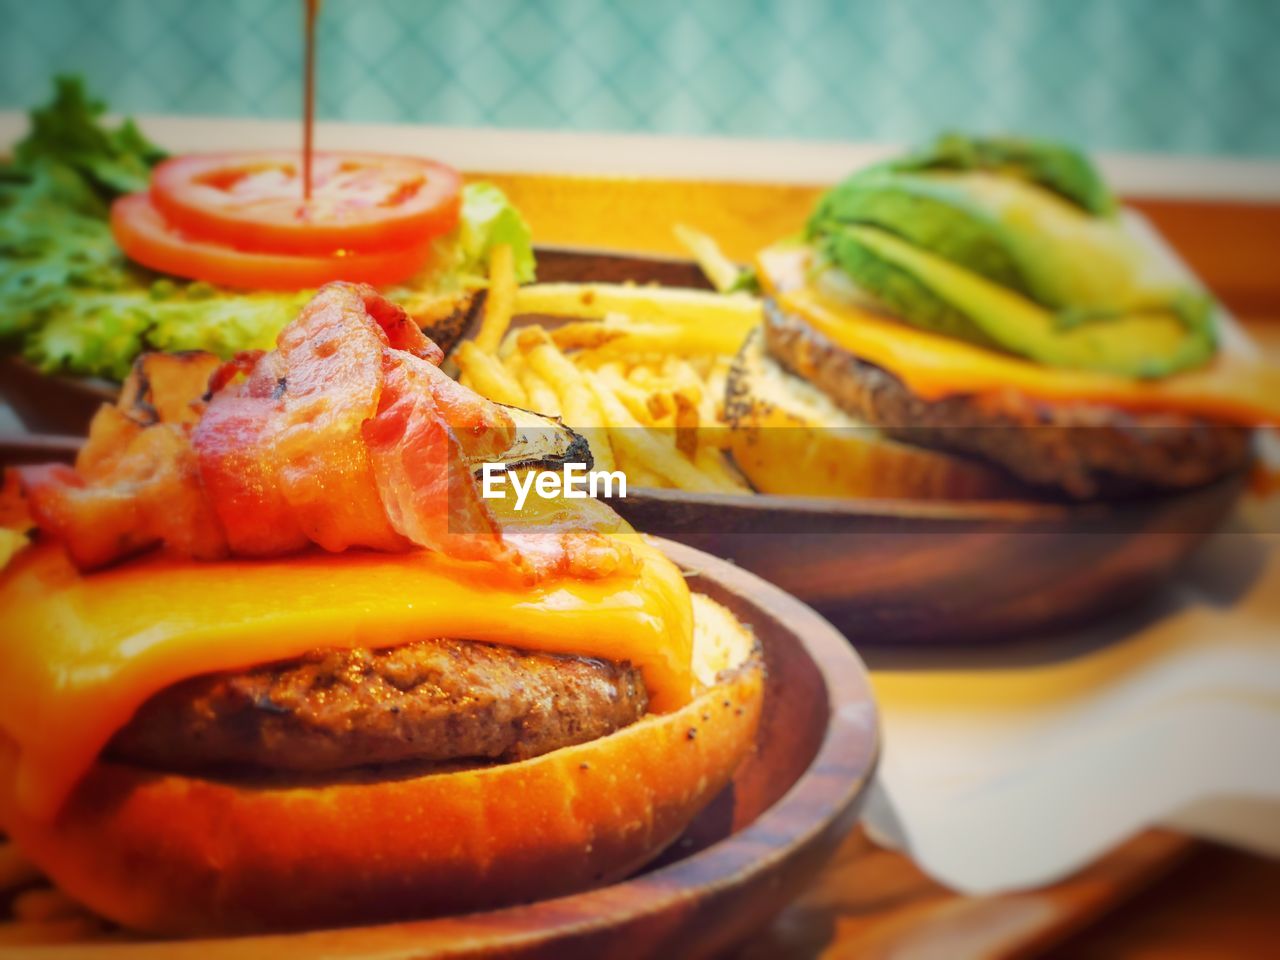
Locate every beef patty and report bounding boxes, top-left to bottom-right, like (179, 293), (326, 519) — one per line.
(108, 638), (648, 776)
(763, 298), (1252, 499)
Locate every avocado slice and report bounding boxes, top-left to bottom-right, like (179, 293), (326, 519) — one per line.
(814, 223), (1001, 349)
(920, 172), (1169, 311)
(809, 171), (1031, 296)
(809, 167), (1170, 312)
(831, 225), (1215, 378)
(806, 134), (1219, 378)
(881, 132), (1116, 216)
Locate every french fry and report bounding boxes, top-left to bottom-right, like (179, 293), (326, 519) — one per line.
(520, 329), (617, 473)
(626, 364), (653, 388)
(549, 319), (747, 357)
(693, 423), (733, 451)
(560, 347), (620, 371)
(667, 356), (732, 445)
(514, 283), (761, 336)
(695, 446), (751, 492)
(454, 269), (755, 494)
(672, 390), (700, 460)
(645, 390), (674, 422)
(583, 372), (725, 493)
(593, 366), (661, 426)
(474, 243), (517, 354)
(663, 357), (706, 406)
(496, 326), (523, 360)
(453, 341), (528, 407)
(673, 223), (743, 293)
(613, 454), (666, 490)
(515, 361), (561, 418)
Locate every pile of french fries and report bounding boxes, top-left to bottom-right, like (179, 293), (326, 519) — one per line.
(455, 236), (760, 493)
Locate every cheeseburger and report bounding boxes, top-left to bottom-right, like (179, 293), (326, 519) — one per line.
(728, 135), (1278, 500)
(0, 283), (763, 935)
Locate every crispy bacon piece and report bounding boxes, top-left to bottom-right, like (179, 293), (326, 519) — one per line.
(420, 360), (516, 462)
(117, 351), (223, 427)
(21, 406), (227, 570)
(361, 286), (444, 362)
(191, 351), (312, 556)
(506, 531), (640, 581)
(363, 355), (514, 566)
(16, 282), (632, 580)
(207, 285), (404, 552)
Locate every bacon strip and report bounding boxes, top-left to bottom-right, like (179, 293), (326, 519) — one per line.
(252, 284), (404, 552)
(363, 355), (514, 566)
(22, 407), (227, 570)
(17, 282), (628, 579)
(191, 351), (311, 556)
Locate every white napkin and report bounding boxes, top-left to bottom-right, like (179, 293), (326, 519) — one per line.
(860, 495), (1280, 894)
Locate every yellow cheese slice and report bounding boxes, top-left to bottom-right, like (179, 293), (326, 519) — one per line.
(0, 536), (693, 820)
(757, 244), (1280, 425)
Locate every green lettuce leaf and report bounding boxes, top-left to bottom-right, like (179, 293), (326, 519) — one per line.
(455, 182), (537, 283)
(14, 74), (165, 196)
(23, 293), (153, 381)
(143, 285), (309, 357)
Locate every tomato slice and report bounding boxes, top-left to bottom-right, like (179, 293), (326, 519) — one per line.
(111, 192), (435, 290)
(149, 152), (461, 255)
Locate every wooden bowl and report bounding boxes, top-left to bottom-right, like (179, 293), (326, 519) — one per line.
(613, 475), (1245, 644)
(0, 534), (878, 958)
(0, 356), (115, 436)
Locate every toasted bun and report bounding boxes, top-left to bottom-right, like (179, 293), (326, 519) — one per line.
(725, 327), (1014, 499)
(0, 595), (763, 936)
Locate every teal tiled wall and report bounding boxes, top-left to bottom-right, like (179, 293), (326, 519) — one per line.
(2, 0), (1278, 157)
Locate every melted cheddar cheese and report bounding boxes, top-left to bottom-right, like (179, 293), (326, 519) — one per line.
(0, 536), (693, 820)
(758, 244), (1280, 425)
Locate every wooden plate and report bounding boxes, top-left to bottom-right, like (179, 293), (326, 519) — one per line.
(0, 535), (878, 958)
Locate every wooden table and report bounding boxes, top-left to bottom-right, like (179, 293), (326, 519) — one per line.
(480, 172), (1280, 957)
(1047, 845), (1280, 960)
(727, 829), (1280, 958)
